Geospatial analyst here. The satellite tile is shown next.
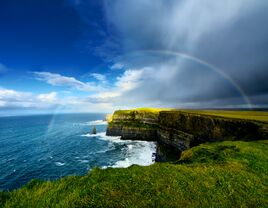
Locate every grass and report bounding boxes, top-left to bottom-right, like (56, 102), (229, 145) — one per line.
(112, 108), (268, 123)
(113, 108), (171, 117)
(117, 108), (171, 113)
(179, 110), (268, 123)
(1, 140), (267, 207)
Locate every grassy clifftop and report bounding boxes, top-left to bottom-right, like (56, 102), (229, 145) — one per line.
(179, 109), (268, 123)
(107, 108), (268, 150)
(1, 140), (267, 207)
(111, 108), (268, 123)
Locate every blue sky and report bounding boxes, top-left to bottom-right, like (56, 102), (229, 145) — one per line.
(0, 0), (268, 115)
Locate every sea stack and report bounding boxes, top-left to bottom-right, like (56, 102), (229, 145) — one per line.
(91, 126), (97, 134)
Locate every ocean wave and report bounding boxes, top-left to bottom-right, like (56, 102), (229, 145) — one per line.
(81, 131), (156, 169)
(78, 159), (89, 163)
(114, 143), (155, 168)
(81, 133), (99, 138)
(81, 132), (122, 142)
(80, 132), (106, 138)
(104, 142), (156, 169)
(55, 162), (65, 166)
(97, 132), (126, 143)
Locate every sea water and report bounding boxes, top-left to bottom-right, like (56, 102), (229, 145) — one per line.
(0, 113), (156, 190)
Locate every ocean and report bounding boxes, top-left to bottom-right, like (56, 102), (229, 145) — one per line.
(0, 113), (156, 190)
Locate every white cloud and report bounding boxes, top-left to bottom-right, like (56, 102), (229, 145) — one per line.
(33, 71), (89, 90)
(0, 88), (32, 102)
(88, 69), (144, 102)
(0, 88), (43, 109)
(0, 88), (61, 110)
(31, 70), (147, 107)
(110, 62), (124, 70)
(33, 71), (104, 92)
(0, 87), (115, 113)
(37, 92), (58, 102)
(92, 92), (120, 99)
(76, 69), (145, 106)
(91, 73), (107, 83)
(115, 69), (143, 92)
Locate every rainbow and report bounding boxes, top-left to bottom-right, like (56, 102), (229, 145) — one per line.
(125, 49), (252, 108)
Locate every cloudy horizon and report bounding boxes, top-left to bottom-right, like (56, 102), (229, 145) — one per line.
(0, 0), (268, 115)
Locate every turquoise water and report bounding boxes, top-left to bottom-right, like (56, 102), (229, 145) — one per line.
(0, 114), (156, 190)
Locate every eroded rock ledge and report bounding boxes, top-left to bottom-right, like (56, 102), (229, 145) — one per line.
(106, 109), (268, 156)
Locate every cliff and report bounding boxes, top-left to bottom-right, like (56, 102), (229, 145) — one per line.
(106, 109), (268, 153)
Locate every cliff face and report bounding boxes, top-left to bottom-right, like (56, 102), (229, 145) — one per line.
(107, 125), (157, 141)
(158, 111), (265, 150)
(106, 109), (268, 153)
(106, 110), (158, 141)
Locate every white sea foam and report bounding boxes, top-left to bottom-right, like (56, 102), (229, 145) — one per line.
(81, 132), (122, 142)
(82, 131), (156, 169)
(55, 162), (65, 166)
(78, 159), (89, 163)
(111, 142), (156, 168)
(81, 133), (99, 138)
(81, 132), (106, 137)
(97, 132), (132, 144)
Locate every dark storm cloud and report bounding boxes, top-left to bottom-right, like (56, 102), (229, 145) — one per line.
(100, 0), (268, 108)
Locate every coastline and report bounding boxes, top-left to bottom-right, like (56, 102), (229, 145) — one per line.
(1, 108), (267, 207)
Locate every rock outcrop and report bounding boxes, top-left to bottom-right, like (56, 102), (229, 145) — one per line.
(106, 109), (268, 154)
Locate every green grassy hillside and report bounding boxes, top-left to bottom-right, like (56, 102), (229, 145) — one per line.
(1, 140), (267, 207)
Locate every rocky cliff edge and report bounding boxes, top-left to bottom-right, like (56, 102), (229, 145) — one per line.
(106, 109), (268, 152)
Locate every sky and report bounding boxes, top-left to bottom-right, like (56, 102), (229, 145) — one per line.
(0, 0), (268, 115)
